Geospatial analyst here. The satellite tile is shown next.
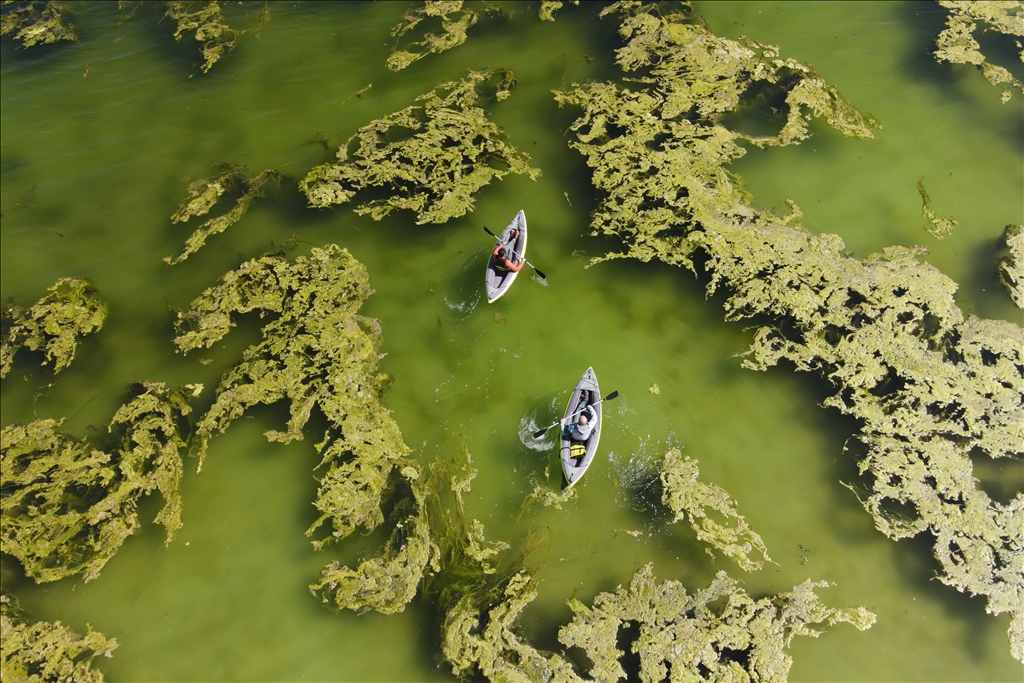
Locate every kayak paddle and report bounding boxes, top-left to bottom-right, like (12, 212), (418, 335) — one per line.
(532, 391), (619, 439)
(484, 225), (546, 280)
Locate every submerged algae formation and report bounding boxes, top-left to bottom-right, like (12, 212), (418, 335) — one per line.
(1, 593), (116, 683)
(0, 382), (201, 583)
(660, 449), (772, 572)
(165, 164), (280, 265)
(435, 469), (510, 583)
(916, 179), (957, 239)
(425, 453), (587, 683)
(934, 0), (1024, 103)
(1, 277), (107, 379)
(175, 246), (437, 614)
(557, 2), (1024, 661)
(456, 460), (512, 569)
(386, 0), (479, 72)
(300, 69), (540, 224)
(560, 564), (875, 683)
(0, 0), (75, 47)
(999, 223), (1024, 308)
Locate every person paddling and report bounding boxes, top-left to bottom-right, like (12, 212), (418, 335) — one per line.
(565, 402), (597, 441)
(492, 229), (524, 273)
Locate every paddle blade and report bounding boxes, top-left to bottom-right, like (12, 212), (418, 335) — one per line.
(483, 225), (497, 238)
(532, 427), (549, 438)
(532, 265), (547, 280)
(604, 390), (619, 401)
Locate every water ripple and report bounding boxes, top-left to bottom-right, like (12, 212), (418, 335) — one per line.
(518, 396), (561, 451)
(440, 247), (486, 322)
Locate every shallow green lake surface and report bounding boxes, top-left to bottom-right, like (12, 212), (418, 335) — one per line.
(1, 1), (1022, 681)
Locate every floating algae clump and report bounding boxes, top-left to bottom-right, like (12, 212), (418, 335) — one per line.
(441, 570), (584, 683)
(164, 164), (280, 265)
(556, 1), (1024, 661)
(660, 448), (772, 572)
(523, 478), (578, 510)
(934, 0), (1024, 103)
(916, 179), (957, 239)
(435, 450), (864, 683)
(163, 0), (267, 73)
(553, 5), (878, 270)
(0, 382), (202, 583)
(386, 0), (479, 72)
(310, 447), (511, 617)
(310, 463), (439, 615)
(1, 592), (117, 683)
(0, 0), (75, 47)
(299, 69), (540, 223)
(312, 445), (511, 617)
(559, 564), (875, 683)
(174, 245), (393, 515)
(435, 452), (869, 681)
(734, 241), (1024, 660)
(999, 223), (1024, 308)
(1, 277), (107, 379)
(540, 1), (578, 22)
(175, 245), (440, 614)
(438, 549), (872, 682)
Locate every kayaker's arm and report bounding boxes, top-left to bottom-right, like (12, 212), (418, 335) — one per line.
(502, 229), (524, 271)
(492, 244), (524, 272)
(562, 404), (595, 424)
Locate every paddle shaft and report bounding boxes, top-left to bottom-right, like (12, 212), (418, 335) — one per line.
(533, 391), (618, 438)
(484, 226), (546, 279)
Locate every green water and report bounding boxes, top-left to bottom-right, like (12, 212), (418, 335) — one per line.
(1, 1), (1021, 681)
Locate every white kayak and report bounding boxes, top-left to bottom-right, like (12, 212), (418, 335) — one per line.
(485, 210), (527, 303)
(560, 367), (602, 489)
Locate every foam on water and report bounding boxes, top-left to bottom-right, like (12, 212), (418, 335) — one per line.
(518, 397), (560, 452)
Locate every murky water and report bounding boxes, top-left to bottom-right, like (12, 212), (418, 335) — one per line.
(1, 1), (1021, 681)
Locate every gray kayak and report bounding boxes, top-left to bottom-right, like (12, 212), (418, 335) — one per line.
(560, 367), (602, 489)
(485, 210), (527, 303)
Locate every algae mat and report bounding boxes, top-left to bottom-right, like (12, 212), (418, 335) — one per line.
(1, 1), (1021, 681)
